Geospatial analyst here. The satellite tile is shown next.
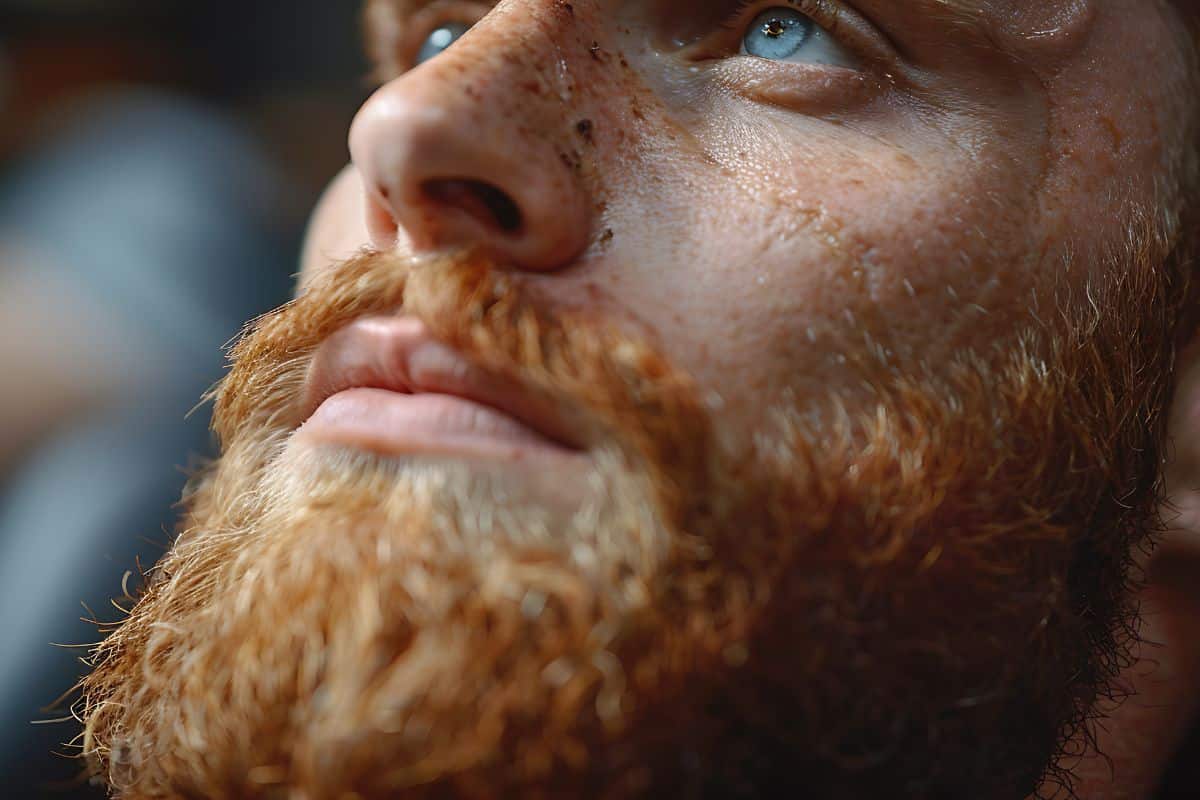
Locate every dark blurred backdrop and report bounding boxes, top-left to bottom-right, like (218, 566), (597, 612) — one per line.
(0, 2), (367, 796)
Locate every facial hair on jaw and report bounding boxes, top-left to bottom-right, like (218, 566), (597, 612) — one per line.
(76, 237), (1179, 800)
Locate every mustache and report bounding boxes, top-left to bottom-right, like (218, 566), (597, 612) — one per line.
(210, 249), (715, 523)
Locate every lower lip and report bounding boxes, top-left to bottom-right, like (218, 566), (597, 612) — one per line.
(294, 388), (581, 463)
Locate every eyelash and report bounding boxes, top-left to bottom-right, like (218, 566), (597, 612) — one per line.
(719, 0), (842, 36)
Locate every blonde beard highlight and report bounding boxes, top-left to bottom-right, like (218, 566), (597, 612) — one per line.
(89, 449), (672, 797)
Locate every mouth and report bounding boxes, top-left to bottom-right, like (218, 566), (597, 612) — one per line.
(294, 316), (587, 463)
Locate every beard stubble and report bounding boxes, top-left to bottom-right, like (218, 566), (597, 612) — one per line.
(77, 237), (1186, 799)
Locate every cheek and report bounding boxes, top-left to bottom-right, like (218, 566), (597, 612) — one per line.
(300, 166), (376, 287)
(582, 120), (1044, 425)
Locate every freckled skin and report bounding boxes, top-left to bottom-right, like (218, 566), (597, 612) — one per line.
(311, 0), (1184, 446)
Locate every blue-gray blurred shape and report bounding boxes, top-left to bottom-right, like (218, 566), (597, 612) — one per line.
(0, 89), (296, 797)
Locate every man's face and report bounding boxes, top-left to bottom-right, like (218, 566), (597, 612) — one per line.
(80, 1), (1197, 798)
(306, 0), (1187, 446)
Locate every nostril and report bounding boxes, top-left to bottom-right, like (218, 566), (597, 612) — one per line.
(421, 178), (524, 234)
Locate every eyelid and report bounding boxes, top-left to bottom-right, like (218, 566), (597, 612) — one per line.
(707, 0), (900, 72)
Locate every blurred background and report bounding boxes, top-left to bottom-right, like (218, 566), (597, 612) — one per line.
(0, 0), (367, 795)
(0, 1), (1196, 798)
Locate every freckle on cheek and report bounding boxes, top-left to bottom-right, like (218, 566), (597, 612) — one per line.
(576, 119), (595, 144)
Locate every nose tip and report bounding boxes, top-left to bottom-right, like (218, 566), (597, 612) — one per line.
(348, 77), (592, 272)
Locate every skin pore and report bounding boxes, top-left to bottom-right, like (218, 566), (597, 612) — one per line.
(77, 1), (1199, 798)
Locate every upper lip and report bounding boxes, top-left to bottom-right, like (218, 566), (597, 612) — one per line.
(300, 316), (585, 451)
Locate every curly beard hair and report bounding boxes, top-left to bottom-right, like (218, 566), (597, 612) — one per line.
(75, 203), (1192, 799)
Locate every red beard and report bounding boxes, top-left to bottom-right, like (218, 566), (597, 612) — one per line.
(78, 243), (1185, 799)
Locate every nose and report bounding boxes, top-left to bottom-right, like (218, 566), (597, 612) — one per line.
(349, 25), (593, 272)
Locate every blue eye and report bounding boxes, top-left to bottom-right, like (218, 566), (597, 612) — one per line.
(740, 7), (857, 67)
(415, 22), (471, 66)
(743, 8), (813, 59)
